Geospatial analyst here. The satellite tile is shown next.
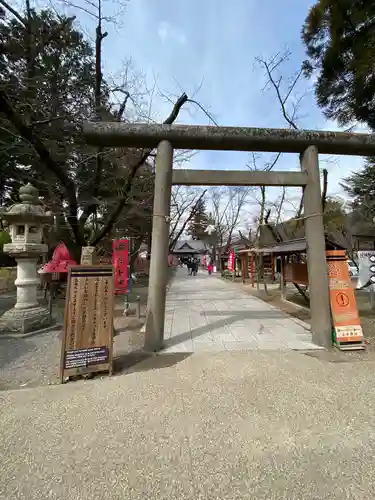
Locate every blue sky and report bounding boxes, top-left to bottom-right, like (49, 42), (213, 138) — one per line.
(32, 0), (366, 205)
(96, 0), (364, 196)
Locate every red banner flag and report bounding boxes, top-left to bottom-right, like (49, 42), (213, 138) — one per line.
(112, 239), (129, 294)
(227, 249), (235, 272)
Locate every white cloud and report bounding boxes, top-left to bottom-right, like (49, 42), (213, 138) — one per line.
(157, 21), (187, 45)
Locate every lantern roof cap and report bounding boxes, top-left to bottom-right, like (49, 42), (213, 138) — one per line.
(1, 184), (52, 224)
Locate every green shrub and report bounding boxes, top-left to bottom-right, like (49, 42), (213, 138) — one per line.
(0, 231), (11, 249)
(0, 231), (15, 267)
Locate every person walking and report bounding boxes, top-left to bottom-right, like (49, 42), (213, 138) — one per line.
(191, 259), (198, 276)
(194, 258), (199, 275)
(207, 263), (213, 275)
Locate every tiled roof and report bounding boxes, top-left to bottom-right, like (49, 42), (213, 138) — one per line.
(172, 240), (208, 252)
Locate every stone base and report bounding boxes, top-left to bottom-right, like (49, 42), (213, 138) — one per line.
(0, 306), (51, 335)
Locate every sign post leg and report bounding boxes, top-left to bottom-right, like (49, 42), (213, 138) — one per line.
(144, 141), (173, 352)
(301, 146), (332, 348)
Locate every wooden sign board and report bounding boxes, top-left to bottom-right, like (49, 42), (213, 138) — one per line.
(60, 265), (115, 382)
(326, 250), (365, 350)
(284, 263), (309, 286)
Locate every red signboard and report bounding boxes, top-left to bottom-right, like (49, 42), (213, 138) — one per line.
(227, 249), (235, 272)
(112, 239), (129, 294)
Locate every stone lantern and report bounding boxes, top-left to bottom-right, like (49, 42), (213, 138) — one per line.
(0, 184), (53, 334)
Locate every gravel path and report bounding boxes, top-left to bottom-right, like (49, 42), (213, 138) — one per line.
(0, 289), (148, 391)
(2, 351), (375, 499)
(0, 328), (62, 390)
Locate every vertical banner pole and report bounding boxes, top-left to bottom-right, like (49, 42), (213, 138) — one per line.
(251, 251), (255, 288)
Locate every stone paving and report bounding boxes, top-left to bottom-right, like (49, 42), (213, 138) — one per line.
(162, 268), (323, 353)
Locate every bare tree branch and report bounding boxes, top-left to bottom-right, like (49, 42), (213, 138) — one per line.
(80, 0), (107, 232)
(116, 91), (130, 120)
(168, 189), (207, 251)
(276, 187), (286, 224)
(256, 51), (307, 232)
(256, 51), (300, 130)
(186, 99), (219, 126)
(90, 92), (189, 246)
(0, 89), (84, 246)
(169, 187), (201, 239)
(0, 0), (26, 24)
(257, 50), (329, 240)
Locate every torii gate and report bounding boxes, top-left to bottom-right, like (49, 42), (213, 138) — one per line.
(83, 123), (375, 351)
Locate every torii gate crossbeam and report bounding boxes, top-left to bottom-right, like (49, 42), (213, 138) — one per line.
(83, 122), (373, 351)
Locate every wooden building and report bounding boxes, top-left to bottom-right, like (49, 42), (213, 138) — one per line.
(170, 240), (209, 261)
(217, 237), (252, 275)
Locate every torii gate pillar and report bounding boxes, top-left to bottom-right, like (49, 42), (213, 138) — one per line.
(144, 141), (173, 351)
(301, 146), (332, 348)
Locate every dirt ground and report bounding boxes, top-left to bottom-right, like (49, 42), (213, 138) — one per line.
(0, 277), (149, 390)
(1, 267), (373, 390)
(235, 278), (375, 361)
(0, 269), (179, 390)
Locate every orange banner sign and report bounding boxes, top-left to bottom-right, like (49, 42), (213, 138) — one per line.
(326, 250), (363, 345)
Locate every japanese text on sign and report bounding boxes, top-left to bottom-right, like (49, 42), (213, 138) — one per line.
(61, 265), (114, 383)
(326, 250), (363, 345)
(112, 239), (129, 294)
